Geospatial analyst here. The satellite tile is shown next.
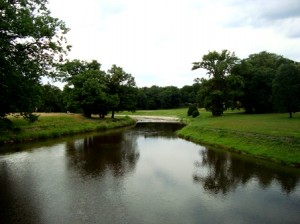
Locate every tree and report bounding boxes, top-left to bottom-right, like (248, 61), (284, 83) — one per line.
(71, 70), (110, 118)
(61, 60), (112, 118)
(38, 84), (64, 112)
(180, 83), (201, 106)
(233, 51), (290, 113)
(192, 50), (241, 116)
(143, 86), (162, 110)
(273, 63), (300, 118)
(136, 88), (147, 110)
(0, 0), (70, 119)
(58, 59), (100, 82)
(159, 86), (181, 109)
(106, 65), (137, 118)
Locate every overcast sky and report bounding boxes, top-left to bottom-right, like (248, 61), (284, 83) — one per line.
(48, 0), (300, 88)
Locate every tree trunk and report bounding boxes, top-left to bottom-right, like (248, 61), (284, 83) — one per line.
(289, 111), (292, 118)
(111, 110), (115, 119)
(83, 110), (91, 118)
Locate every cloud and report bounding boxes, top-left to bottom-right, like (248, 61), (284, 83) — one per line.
(48, 0), (300, 88)
(259, 0), (300, 20)
(224, 0), (300, 38)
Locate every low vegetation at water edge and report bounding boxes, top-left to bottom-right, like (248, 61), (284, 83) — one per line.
(0, 113), (135, 144)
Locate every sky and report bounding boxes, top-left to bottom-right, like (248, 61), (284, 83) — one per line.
(48, 0), (300, 88)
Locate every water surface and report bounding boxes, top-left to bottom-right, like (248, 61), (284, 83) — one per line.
(0, 123), (299, 224)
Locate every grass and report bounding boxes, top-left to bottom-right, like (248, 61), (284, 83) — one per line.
(0, 113), (135, 144)
(120, 109), (300, 167)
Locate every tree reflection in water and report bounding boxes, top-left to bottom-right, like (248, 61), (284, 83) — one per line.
(66, 130), (140, 177)
(135, 122), (185, 139)
(193, 147), (300, 195)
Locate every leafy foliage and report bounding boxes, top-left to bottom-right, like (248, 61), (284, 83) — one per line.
(59, 61), (137, 118)
(233, 51), (291, 113)
(187, 104), (200, 117)
(192, 50), (241, 116)
(106, 64), (137, 118)
(22, 112), (39, 123)
(0, 0), (70, 119)
(61, 60), (111, 118)
(38, 84), (64, 112)
(192, 110), (200, 118)
(273, 63), (300, 118)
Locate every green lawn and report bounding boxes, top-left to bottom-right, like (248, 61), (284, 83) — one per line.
(0, 113), (135, 144)
(120, 109), (300, 167)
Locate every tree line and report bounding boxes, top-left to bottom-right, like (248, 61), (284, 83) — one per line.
(41, 50), (300, 118)
(1, 0), (300, 125)
(37, 48), (300, 119)
(37, 79), (201, 114)
(192, 50), (300, 117)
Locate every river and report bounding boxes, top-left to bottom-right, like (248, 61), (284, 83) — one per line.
(0, 123), (299, 224)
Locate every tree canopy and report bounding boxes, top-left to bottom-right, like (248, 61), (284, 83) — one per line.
(233, 51), (295, 114)
(192, 50), (242, 116)
(59, 61), (137, 118)
(0, 0), (70, 118)
(106, 65), (137, 118)
(273, 63), (300, 118)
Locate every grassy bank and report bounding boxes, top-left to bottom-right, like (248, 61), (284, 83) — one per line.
(121, 109), (300, 167)
(0, 113), (135, 144)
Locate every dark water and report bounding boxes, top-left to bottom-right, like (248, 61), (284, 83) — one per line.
(0, 123), (299, 224)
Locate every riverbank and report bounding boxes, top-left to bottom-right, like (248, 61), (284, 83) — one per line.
(0, 113), (135, 144)
(121, 109), (300, 167)
(177, 114), (300, 167)
(2, 110), (300, 167)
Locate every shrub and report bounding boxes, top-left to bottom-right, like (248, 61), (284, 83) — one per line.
(192, 110), (200, 118)
(22, 113), (40, 123)
(0, 118), (13, 131)
(187, 104), (199, 116)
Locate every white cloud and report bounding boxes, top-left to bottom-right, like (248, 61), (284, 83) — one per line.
(48, 0), (300, 87)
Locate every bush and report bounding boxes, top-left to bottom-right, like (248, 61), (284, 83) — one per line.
(0, 118), (13, 131)
(187, 104), (199, 117)
(192, 110), (200, 118)
(22, 112), (40, 123)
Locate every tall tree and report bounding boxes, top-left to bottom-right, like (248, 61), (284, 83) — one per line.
(273, 63), (300, 118)
(60, 60), (111, 118)
(106, 65), (137, 118)
(233, 51), (290, 113)
(192, 50), (241, 116)
(0, 0), (70, 119)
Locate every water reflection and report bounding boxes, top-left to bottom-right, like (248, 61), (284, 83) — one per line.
(0, 123), (299, 224)
(65, 130), (140, 177)
(135, 122), (184, 138)
(0, 162), (42, 224)
(193, 147), (300, 195)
